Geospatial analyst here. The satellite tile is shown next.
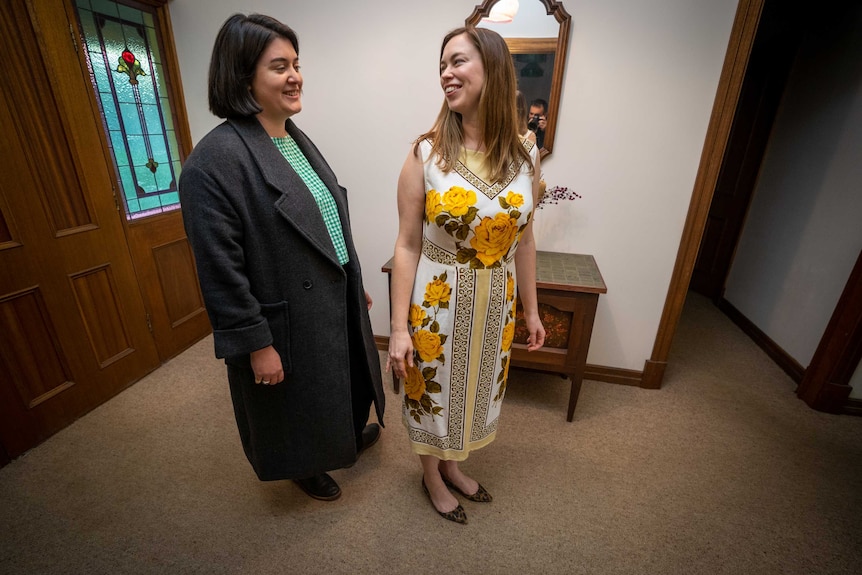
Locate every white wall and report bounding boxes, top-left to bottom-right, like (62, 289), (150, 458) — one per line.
(168, 0), (737, 371)
(724, 6), (862, 368)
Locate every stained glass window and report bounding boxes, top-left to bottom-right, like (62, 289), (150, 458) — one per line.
(75, 0), (182, 220)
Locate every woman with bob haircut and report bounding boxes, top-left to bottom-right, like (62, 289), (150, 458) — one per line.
(180, 13), (384, 502)
(388, 26), (545, 524)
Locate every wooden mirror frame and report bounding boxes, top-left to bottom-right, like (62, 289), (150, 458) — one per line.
(467, 0), (571, 159)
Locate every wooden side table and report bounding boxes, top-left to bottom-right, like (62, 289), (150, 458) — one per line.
(381, 251), (606, 421)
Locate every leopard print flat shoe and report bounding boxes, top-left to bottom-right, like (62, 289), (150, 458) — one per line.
(422, 478), (468, 524)
(441, 476), (493, 502)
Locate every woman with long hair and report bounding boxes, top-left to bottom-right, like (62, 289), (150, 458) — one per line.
(388, 27), (545, 524)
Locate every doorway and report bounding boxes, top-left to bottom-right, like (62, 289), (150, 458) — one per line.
(646, 0), (862, 414)
(689, 0), (802, 299)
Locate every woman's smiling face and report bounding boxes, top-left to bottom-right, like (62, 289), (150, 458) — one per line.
(251, 37), (303, 127)
(439, 33), (484, 118)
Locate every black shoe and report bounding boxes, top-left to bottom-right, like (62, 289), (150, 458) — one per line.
(358, 423), (381, 455)
(294, 473), (341, 501)
(343, 423), (382, 469)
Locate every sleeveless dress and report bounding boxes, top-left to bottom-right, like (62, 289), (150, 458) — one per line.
(403, 138), (537, 460)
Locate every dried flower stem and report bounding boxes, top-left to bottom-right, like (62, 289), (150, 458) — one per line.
(537, 185), (582, 209)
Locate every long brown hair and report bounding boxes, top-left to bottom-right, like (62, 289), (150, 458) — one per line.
(416, 27), (533, 183)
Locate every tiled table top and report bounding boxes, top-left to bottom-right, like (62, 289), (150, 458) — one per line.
(534, 251), (607, 293)
(382, 251), (606, 294)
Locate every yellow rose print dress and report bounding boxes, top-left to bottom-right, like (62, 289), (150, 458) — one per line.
(403, 138), (536, 460)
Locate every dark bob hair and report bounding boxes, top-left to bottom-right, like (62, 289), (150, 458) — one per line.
(208, 13), (299, 119)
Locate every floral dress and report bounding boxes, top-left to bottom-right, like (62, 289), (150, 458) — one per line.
(403, 138), (537, 460)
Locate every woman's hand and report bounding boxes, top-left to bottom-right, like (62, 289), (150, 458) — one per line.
(250, 345), (284, 385)
(386, 147), (425, 382)
(386, 330), (414, 380)
(365, 290), (373, 310)
(524, 313), (546, 352)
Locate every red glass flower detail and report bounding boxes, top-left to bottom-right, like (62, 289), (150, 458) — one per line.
(116, 48), (147, 85)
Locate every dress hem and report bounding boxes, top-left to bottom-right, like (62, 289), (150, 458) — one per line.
(406, 429), (498, 461)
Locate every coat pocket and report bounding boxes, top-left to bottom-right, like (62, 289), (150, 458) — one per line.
(259, 300), (292, 374)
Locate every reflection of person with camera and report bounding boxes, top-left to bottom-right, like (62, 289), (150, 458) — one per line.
(528, 98), (548, 148)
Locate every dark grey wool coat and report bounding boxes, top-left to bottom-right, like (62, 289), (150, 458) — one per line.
(179, 116), (384, 480)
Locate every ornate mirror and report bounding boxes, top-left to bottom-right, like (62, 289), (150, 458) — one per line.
(466, 0), (571, 159)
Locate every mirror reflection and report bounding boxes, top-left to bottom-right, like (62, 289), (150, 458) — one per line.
(512, 45), (555, 149)
(467, 0), (571, 158)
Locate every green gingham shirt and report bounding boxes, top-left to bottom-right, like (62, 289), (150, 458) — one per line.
(272, 136), (349, 265)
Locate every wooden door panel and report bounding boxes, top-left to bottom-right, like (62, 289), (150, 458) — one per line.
(0, 288), (74, 410)
(152, 238), (205, 326)
(70, 265), (137, 367)
(127, 213), (210, 361)
(3, 9), (96, 237)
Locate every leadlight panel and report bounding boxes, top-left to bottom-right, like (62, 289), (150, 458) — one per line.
(75, 0), (182, 220)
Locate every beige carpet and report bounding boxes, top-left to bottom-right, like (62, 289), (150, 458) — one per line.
(1, 292), (861, 574)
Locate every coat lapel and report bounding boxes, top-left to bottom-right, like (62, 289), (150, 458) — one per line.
(228, 116), (341, 267)
(285, 120), (354, 252)
(286, 122), (342, 208)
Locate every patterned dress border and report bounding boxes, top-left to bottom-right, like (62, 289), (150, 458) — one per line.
(452, 139), (536, 200)
(471, 267), (506, 440)
(422, 237), (456, 266)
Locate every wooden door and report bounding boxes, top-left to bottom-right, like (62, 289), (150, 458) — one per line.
(0, 0), (160, 458)
(690, 0), (803, 298)
(67, 0), (210, 362)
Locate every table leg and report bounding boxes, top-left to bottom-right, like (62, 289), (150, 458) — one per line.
(567, 376), (583, 422)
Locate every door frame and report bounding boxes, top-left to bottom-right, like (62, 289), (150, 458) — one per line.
(642, 0), (766, 388)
